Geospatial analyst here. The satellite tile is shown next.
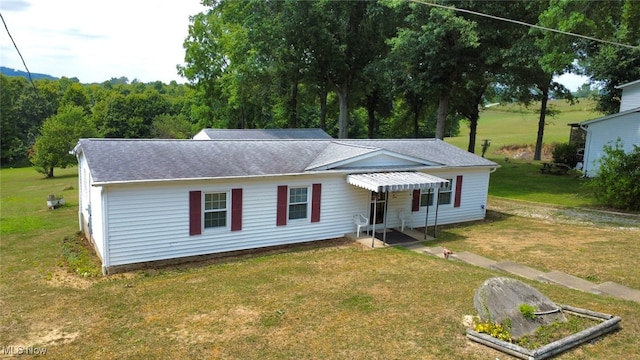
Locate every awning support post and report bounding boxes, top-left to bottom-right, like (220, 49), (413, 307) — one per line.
(371, 191), (377, 248)
(424, 188), (430, 240)
(383, 190), (389, 246)
(434, 188), (440, 238)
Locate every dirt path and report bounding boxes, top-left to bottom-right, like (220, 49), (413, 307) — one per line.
(488, 197), (640, 230)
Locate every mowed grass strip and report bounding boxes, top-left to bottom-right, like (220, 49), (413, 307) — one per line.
(488, 158), (597, 207)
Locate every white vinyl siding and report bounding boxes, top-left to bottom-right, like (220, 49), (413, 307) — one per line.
(386, 170), (489, 230)
(102, 174), (365, 267)
(93, 168), (492, 269)
(582, 113), (640, 177)
(619, 83), (640, 112)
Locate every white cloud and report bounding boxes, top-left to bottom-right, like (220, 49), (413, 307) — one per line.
(0, 0), (206, 83)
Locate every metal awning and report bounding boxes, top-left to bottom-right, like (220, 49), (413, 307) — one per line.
(346, 172), (448, 193)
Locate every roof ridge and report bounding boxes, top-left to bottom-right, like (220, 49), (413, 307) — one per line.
(330, 140), (381, 150)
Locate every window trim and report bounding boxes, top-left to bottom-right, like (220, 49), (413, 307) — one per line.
(203, 191), (230, 229)
(288, 186), (310, 221)
(420, 178), (453, 207)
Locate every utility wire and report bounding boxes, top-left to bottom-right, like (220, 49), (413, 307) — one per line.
(409, 0), (640, 51)
(1, 11), (39, 92)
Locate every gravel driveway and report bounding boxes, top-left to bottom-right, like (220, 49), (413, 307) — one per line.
(488, 197), (640, 230)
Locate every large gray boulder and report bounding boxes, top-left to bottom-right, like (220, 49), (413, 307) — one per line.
(473, 277), (567, 339)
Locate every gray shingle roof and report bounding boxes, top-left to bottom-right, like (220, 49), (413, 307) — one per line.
(76, 138), (497, 184)
(197, 128), (332, 139)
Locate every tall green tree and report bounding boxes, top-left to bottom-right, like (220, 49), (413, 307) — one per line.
(389, 4), (479, 140)
(30, 105), (96, 177)
(538, 0), (640, 114)
(1, 75), (28, 165)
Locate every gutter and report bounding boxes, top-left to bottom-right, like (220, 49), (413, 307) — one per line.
(90, 164), (499, 187)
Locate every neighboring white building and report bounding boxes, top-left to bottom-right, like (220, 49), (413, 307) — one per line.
(74, 137), (498, 274)
(579, 79), (640, 177)
(618, 79), (640, 112)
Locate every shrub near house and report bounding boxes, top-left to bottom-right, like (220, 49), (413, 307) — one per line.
(586, 140), (640, 211)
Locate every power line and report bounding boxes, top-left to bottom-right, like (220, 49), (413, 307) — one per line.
(409, 0), (640, 51)
(0, 11), (39, 92)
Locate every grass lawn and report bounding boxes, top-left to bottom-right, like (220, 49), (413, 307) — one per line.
(487, 158), (597, 207)
(2, 165), (639, 359)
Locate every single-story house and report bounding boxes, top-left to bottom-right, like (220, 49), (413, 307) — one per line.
(578, 79), (640, 177)
(73, 137), (498, 274)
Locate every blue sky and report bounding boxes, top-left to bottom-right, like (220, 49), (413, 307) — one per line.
(1, 0), (589, 89)
(1, 0), (205, 83)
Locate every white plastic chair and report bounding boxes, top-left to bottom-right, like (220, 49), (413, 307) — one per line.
(398, 210), (407, 231)
(353, 214), (369, 237)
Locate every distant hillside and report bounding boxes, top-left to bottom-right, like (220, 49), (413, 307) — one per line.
(0, 66), (58, 81)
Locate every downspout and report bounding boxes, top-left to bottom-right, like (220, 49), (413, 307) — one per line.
(101, 186), (110, 275)
(434, 188), (441, 238)
(78, 164), (83, 232)
(579, 123), (591, 176)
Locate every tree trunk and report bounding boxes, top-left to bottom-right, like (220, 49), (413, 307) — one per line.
(413, 103), (420, 138)
(534, 86), (549, 161)
(319, 86), (328, 131)
(337, 83), (349, 139)
(367, 99), (375, 139)
(467, 85), (486, 153)
(47, 166), (54, 178)
(467, 113), (478, 153)
(436, 93), (449, 140)
(366, 89), (379, 139)
(288, 82), (298, 128)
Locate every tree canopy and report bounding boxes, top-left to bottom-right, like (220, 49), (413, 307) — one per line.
(2, 0), (639, 175)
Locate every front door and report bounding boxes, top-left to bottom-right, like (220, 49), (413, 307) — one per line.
(369, 192), (386, 225)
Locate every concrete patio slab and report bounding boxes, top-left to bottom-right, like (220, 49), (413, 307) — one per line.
(538, 271), (599, 293)
(592, 281), (640, 303)
(491, 261), (546, 281)
(397, 228), (433, 241)
(451, 251), (497, 269)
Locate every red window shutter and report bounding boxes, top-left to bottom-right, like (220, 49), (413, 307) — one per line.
(231, 188), (243, 231)
(412, 189), (420, 212)
(454, 175), (463, 208)
(276, 185), (288, 226)
(311, 183), (321, 223)
(189, 191), (202, 235)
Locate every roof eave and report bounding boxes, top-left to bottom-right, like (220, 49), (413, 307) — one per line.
(91, 164), (498, 187)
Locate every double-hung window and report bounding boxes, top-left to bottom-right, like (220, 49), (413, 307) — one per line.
(204, 192), (227, 228)
(288, 187), (308, 220)
(420, 179), (453, 207)
(437, 179), (453, 205)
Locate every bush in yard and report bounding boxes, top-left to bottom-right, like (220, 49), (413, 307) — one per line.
(552, 143), (580, 168)
(586, 140), (640, 211)
(29, 105), (96, 178)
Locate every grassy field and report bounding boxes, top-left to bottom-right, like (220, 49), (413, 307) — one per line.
(446, 98), (602, 155)
(2, 164), (639, 359)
